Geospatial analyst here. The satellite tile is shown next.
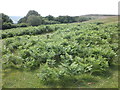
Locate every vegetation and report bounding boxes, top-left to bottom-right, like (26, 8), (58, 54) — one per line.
(18, 10), (92, 26)
(18, 10), (42, 26)
(1, 10), (92, 30)
(2, 64), (118, 88)
(1, 13), (29, 30)
(1, 16), (118, 88)
(1, 13), (13, 23)
(1, 24), (63, 38)
(0, 13), (13, 30)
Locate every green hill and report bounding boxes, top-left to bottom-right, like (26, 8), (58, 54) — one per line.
(1, 16), (118, 88)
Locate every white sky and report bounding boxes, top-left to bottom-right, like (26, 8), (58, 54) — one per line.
(0, 0), (119, 16)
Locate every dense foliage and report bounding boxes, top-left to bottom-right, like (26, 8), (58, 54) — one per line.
(0, 13), (14, 30)
(26, 15), (42, 26)
(2, 21), (118, 82)
(0, 13), (13, 23)
(0, 13), (29, 30)
(1, 10), (92, 29)
(18, 10), (42, 26)
(1, 24), (67, 38)
(18, 10), (92, 26)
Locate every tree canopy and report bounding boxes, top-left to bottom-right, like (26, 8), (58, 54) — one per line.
(45, 15), (54, 21)
(26, 10), (40, 17)
(18, 10), (42, 26)
(27, 15), (42, 26)
(0, 13), (14, 29)
(0, 13), (13, 23)
(17, 10), (92, 26)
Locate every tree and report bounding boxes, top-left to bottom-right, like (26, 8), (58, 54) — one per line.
(56, 16), (74, 23)
(45, 15), (54, 21)
(18, 17), (27, 23)
(18, 10), (41, 24)
(27, 15), (42, 26)
(0, 13), (13, 29)
(18, 10), (92, 26)
(2, 22), (12, 29)
(26, 10), (40, 17)
(0, 13), (13, 23)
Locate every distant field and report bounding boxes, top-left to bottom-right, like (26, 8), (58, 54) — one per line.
(1, 16), (118, 88)
(83, 16), (118, 23)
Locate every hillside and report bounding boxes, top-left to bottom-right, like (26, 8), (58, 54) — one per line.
(1, 16), (118, 88)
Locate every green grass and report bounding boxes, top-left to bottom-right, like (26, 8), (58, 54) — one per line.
(84, 16), (118, 24)
(2, 69), (45, 88)
(89, 64), (118, 88)
(2, 64), (118, 88)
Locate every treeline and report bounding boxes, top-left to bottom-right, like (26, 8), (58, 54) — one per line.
(0, 13), (29, 30)
(1, 10), (92, 30)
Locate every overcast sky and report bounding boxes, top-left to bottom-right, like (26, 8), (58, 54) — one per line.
(0, 0), (119, 16)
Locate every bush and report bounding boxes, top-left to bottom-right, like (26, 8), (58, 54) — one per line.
(2, 22), (12, 30)
(18, 23), (28, 27)
(78, 17), (91, 22)
(2, 22), (118, 78)
(94, 22), (104, 25)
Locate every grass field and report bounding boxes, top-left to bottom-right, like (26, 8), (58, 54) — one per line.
(2, 64), (118, 88)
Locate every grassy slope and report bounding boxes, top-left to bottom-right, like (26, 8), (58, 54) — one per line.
(2, 64), (118, 88)
(2, 16), (118, 88)
(83, 16), (118, 23)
